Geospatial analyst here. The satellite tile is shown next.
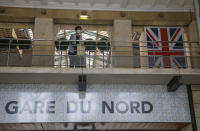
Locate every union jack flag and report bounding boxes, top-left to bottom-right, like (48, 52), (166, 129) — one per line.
(145, 27), (187, 68)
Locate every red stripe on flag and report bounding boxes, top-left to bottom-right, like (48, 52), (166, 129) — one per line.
(160, 28), (169, 53)
(148, 51), (184, 56)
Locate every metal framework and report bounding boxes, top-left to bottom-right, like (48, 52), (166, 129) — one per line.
(0, 38), (200, 69)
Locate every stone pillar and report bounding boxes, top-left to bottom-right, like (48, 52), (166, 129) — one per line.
(32, 18), (54, 66)
(191, 85), (200, 131)
(139, 32), (147, 68)
(188, 20), (200, 68)
(180, 85), (200, 131)
(193, 0), (200, 41)
(183, 30), (192, 69)
(112, 19), (133, 68)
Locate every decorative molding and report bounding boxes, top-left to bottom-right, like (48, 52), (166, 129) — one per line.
(0, 0), (194, 12)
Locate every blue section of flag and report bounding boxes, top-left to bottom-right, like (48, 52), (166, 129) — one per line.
(169, 28), (177, 38)
(151, 28), (159, 38)
(147, 35), (153, 48)
(174, 35), (184, 49)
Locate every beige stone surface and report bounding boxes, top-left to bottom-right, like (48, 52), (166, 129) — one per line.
(0, 23), (33, 29)
(187, 20), (200, 68)
(194, 104), (200, 117)
(192, 91), (200, 104)
(184, 32), (192, 68)
(180, 124), (192, 131)
(193, 85), (200, 131)
(139, 32), (147, 68)
(1, 67), (200, 85)
(196, 117), (200, 131)
(32, 17), (54, 66)
(0, 7), (192, 26)
(112, 19), (132, 42)
(112, 19), (133, 67)
(192, 85), (200, 91)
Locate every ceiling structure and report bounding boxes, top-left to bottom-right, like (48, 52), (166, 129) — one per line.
(0, 0), (194, 12)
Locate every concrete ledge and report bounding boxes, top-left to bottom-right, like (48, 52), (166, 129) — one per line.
(0, 67), (200, 84)
(0, 67), (83, 74)
(0, 67), (190, 75)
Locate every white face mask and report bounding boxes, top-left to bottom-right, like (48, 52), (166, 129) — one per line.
(76, 30), (81, 34)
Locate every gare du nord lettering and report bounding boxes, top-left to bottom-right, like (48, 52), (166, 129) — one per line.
(5, 100), (153, 114)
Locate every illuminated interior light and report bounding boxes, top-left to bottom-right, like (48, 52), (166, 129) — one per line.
(80, 15), (89, 20)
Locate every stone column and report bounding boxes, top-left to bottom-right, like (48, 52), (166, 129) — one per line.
(188, 20), (200, 68)
(183, 30), (192, 69)
(180, 85), (200, 131)
(139, 32), (147, 68)
(112, 19), (133, 68)
(191, 85), (200, 131)
(193, 0), (200, 41)
(32, 18), (54, 66)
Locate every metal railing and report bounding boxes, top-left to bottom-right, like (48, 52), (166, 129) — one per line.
(0, 38), (200, 69)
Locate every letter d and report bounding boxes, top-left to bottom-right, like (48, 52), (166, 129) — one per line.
(142, 101), (153, 113)
(67, 101), (78, 113)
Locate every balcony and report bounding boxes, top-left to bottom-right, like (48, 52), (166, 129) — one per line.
(0, 38), (200, 85)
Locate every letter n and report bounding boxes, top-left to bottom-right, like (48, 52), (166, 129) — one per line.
(102, 101), (114, 114)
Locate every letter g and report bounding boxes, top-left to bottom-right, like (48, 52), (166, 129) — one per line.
(5, 101), (18, 114)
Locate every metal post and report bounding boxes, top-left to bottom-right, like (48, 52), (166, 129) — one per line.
(103, 51), (104, 68)
(89, 51), (90, 68)
(109, 40), (112, 68)
(7, 39), (12, 66)
(67, 50), (69, 68)
(77, 49), (81, 66)
(93, 40), (97, 68)
(61, 50), (63, 67)
(59, 40), (61, 67)
(80, 42), (82, 67)
(154, 41), (156, 68)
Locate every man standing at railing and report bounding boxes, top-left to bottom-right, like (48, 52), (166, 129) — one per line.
(68, 26), (83, 67)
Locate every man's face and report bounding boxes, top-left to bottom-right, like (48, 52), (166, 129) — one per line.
(76, 29), (82, 36)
